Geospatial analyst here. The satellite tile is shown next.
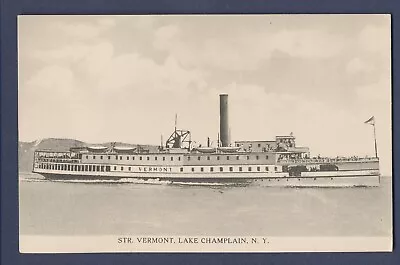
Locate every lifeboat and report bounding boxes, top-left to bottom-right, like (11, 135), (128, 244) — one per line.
(114, 146), (136, 152)
(86, 146), (108, 152)
(217, 146), (240, 153)
(196, 147), (217, 153)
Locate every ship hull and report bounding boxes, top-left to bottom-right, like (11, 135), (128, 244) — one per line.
(38, 171), (380, 187)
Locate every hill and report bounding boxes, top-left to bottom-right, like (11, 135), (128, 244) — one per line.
(18, 138), (158, 172)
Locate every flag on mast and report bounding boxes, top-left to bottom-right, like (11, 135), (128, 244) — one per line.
(364, 116), (378, 158)
(364, 116), (375, 126)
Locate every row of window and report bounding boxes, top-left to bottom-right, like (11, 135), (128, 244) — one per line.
(109, 166), (279, 172)
(86, 155), (182, 161)
(85, 155), (270, 161)
(179, 166), (279, 173)
(38, 163), (111, 172)
(187, 155), (269, 161)
(37, 163), (279, 173)
(114, 166), (132, 171)
(236, 143), (272, 148)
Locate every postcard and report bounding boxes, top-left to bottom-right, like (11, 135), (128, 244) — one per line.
(18, 14), (392, 253)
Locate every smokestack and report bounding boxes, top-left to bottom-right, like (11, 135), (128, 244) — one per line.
(219, 94), (229, 147)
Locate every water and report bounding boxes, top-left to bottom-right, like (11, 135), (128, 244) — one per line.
(19, 172), (392, 236)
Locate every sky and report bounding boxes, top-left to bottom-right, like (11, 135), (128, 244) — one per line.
(18, 15), (392, 175)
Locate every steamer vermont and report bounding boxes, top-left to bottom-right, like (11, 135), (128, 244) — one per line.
(32, 94), (380, 187)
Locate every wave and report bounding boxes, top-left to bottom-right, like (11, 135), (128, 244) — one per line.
(62, 178), (172, 185)
(19, 177), (47, 183)
(19, 176), (172, 185)
(172, 181), (241, 187)
(19, 176), (241, 187)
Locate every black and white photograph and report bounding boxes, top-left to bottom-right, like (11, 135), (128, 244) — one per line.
(18, 15), (392, 252)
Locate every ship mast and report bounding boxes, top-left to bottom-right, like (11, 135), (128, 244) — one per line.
(373, 121), (378, 158)
(165, 113), (191, 149)
(175, 113), (177, 132)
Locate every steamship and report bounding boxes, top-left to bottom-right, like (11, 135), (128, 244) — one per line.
(32, 94), (380, 187)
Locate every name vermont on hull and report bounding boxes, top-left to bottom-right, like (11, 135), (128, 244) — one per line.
(32, 94), (381, 187)
(139, 167), (172, 172)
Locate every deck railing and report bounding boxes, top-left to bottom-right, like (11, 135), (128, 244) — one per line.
(35, 158), (81, 163)
(277, 157), (379, 164)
